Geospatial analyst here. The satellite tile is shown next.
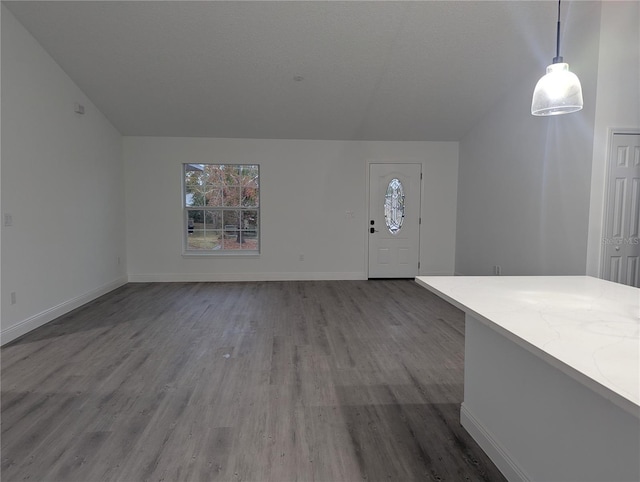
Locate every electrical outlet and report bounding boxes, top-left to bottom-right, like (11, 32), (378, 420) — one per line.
(299, 254), (304, 261)
(4, 213), (13, 226)
(10, 291), (16, 305)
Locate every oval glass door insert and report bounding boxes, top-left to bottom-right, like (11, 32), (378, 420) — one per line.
(384, 178), (405, 234)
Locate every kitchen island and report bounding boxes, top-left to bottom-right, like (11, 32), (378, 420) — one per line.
(415, 276), (639, 482)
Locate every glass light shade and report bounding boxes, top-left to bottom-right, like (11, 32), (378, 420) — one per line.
(531, 62), (583, 116)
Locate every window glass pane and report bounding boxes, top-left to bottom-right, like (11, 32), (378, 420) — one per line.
(187, 229), (203, 249)
(242, 165), (259, 183)
(223, 186), (241, 207)
(225, 165), (242, 185)
(222, 210), (240, 249)
(187, 231), (220, 250)
(223, 210), (240, 231)
(185, 191), (204, 207)
(238, 235), (258, 250)
(384, 178), (405, 234)
(240, 210), (259, 250)
(185, 163), (205, 173)
(185, 165), (205, 184)
(206, 188), (223, 207)
(241, 186), (259, 207)
(185, 169), (206, 206)
(241, 210), (258, 232)
(206, 165), (224, 186)
(205, 210), (223, 230)
(187, 210), (204, 229)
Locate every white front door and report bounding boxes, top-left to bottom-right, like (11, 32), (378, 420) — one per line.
(603, 133), (640, 287)
(368, 163), (421, 278)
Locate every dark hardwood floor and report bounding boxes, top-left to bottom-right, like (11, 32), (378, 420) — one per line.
(1, 280), (506, 482)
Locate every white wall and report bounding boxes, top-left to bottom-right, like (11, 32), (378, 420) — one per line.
(586, 1), (640, 277)
(455, 1), (601, 276)
(124, 137), (458, 281)
(1, 6), (127, 344)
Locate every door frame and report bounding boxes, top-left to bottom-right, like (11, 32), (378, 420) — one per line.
(599, 128), (640, 280)
(366, 161), (423, 278)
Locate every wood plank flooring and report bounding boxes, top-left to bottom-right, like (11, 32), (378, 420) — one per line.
(1, 280), (506, 482)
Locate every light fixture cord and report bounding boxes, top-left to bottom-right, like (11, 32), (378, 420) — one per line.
(554, 0), (563, 63)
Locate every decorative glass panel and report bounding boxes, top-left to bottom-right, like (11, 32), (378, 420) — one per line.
(384, 178), (405, 234)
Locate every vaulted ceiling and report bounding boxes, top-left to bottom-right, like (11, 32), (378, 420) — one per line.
(3, 1), (600, 140)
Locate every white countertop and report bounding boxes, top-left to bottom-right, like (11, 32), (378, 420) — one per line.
(415, 276), (640, 417)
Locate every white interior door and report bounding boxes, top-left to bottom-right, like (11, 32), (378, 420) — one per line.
(368, 163), (421, 278)
(603, 133), (640, 287)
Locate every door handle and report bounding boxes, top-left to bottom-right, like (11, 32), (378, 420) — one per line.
(615, 246), (620, 251)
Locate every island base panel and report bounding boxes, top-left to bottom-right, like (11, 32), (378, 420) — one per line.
(461, 314), (640, 482)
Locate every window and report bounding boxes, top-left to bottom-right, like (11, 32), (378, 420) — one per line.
(184, 164), (259, 253)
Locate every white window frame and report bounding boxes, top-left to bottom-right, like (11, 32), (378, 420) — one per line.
(182, 163), (260, 256)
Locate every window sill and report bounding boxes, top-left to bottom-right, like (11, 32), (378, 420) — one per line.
(182, 251), (260, 258)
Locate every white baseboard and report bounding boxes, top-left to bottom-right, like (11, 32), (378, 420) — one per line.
(128, 272), (367, 282)
(460, 403), (530, 482)
(0, 276), (128, 346)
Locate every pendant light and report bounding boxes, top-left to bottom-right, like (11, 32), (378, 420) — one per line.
(531, 0), (583, 116)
